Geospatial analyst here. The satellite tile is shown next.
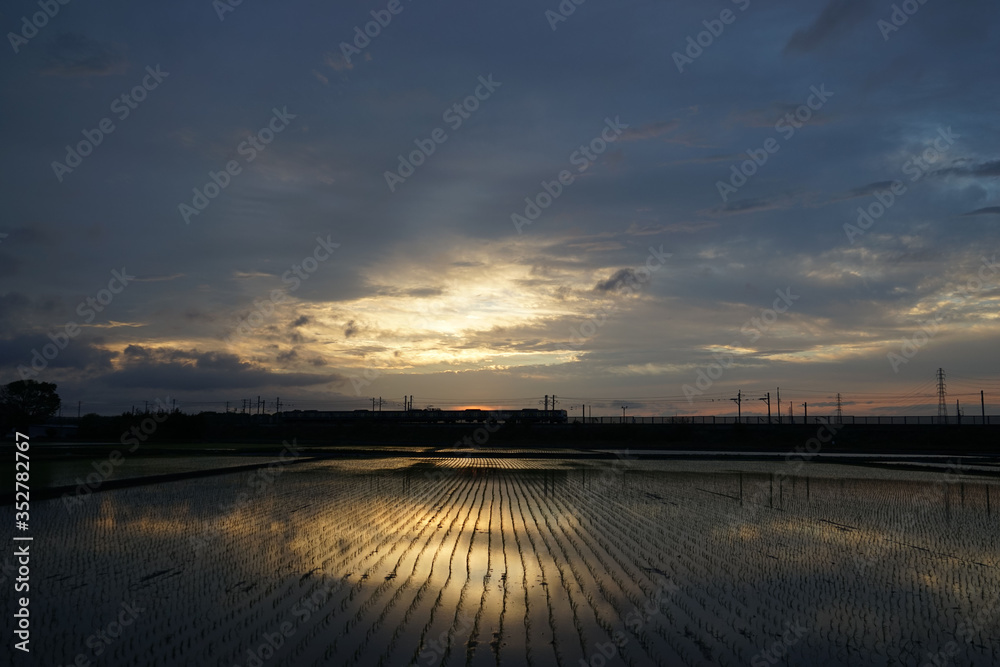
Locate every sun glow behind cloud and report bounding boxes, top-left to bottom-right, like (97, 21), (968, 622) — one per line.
(220, 237), (636, 375)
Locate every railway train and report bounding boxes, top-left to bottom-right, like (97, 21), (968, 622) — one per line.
(281, 408), (568, 424)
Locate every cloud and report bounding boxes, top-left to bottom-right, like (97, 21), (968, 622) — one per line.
(962, 206), (1000, 216)
(625, 221), (719, 235)
(667, 153), (744, 166)
(825, 181), (901, 203)
(105, 345), (343, 391)
(324, 52), (353, 71)
(619, 120), (680, 142)
(41, 33), (128, 76)
(785, 0), (871, 54)
(0, 255), (20, 278)
(594, 268), (638, 292)
(0, 334), (116, 375)
(88, 321), (146, 329)
(932, 158), (1000, 179)
(703, 193), (801, 217)
(373, 286), (445, 298)
(0, 227), (52, 246)
(405, 287), (445, 298)
(134, 273), (185, 282)
(290, 315), (310, 328)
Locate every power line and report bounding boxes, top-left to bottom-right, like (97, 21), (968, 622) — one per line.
(937, 367), (947, 419)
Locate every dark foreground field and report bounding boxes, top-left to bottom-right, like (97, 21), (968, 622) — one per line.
(3, 449), (999, 666)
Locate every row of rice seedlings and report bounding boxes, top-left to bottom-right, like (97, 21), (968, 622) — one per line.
(358, 472), (483, 666)
(517, 473), (670, 667)
(210, 466), (452, 664)
(326, 476), (478, 663)
(556, 476), (722, 665)
(403, 475), (491, 667)
(365, 474), (484, 666)
(513, 475), (589, 664)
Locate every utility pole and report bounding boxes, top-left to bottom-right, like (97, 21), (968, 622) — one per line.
(982, 390), (986, 422)
(759, 392), (771, 423)
(551, 395), (557, 410)
(544, 395), (549, 410)
(621, 405), (628, 423)
(788, 401), (793, 423)
(956, 399), (961, 424)
(372, 397), (376, 411)
(378, 397), (383, 413)
(776, 387), (781, 424)
(802, 402), (808, 422)
(731, 391), (742, 422)
(937, 368), (947, 421)
(836, 393), (843, 424)
(276, 397), (281, 413)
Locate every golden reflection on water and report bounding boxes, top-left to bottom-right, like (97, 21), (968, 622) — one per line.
(44, 458), (1000, 666)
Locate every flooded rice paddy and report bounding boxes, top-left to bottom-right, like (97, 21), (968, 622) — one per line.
(15, 455), (1000, 666)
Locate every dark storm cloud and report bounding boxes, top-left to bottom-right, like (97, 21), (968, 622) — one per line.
(290, 316), (310, 328)
(0, 292), (74, 335)
(107, 345), (342, 391)
(785, 0), (872, 53)
(0, 334), (116, 372)
(41, 33), (128, 76)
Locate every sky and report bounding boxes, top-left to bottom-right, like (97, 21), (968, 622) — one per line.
(1, 0), (999, 418)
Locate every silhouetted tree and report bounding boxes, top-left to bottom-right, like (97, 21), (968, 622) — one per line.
(0, 379), (61, 424)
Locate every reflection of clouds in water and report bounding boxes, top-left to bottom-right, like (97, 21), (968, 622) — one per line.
(25, 458), (1000, 666)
